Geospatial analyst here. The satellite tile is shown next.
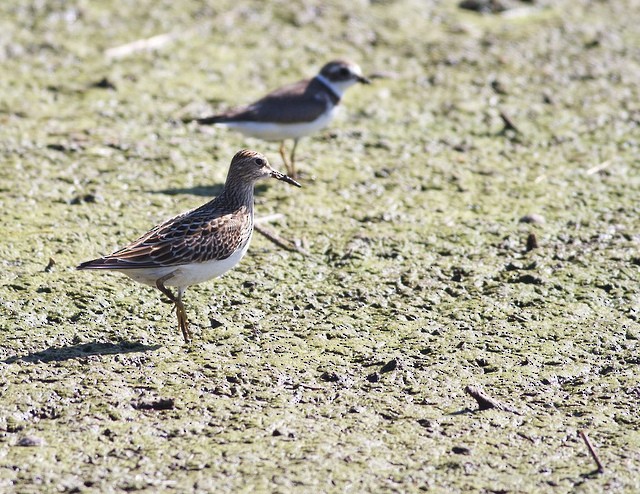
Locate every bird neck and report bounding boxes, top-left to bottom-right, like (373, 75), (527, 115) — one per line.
(314, 74), (342, 104)
(220, 178), (256, 212)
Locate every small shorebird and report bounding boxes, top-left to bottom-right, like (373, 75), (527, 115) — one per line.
(77, 150), (300, 342)
(194, 59), (370, 178)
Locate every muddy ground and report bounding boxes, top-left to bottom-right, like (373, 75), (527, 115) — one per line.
(1, 0), (639, 492)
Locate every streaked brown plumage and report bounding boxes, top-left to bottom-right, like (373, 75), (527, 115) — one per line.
(84, 201), (253, 269)
(78, 150), (300, 342)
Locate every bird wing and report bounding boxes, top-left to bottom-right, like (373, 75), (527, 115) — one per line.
(79, 205), (252, 270)
(204, 78), (332, 124)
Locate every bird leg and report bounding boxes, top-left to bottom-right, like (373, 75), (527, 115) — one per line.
(279, 141), (293, 177)
(156, 275), (192, 343)
(174, 289), (191, 343)
(289, 139), (299, 179)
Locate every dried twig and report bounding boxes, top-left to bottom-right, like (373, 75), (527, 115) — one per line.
(516, 431), (536, 444)
(526, 232), (538, 252)
(254, 213), (285, 225)
(105, 33), (178, 59)
(464, 385), (522, 415)
(586, 160), (611, 176)
(254, 224), (308, 255)
(294, 383), (324, 391)
(499, 110), (520, 134)
(366, 70), (399, 80)
(44, 257), (56, 273)
(579, 430), (604, 473)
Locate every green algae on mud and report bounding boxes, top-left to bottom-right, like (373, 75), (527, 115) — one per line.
(1, 0), (640, 492)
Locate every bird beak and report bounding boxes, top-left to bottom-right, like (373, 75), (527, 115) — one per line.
(357, 74), (371, 84)
(271, 170), (301, 187)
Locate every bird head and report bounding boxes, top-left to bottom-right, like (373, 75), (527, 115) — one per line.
(319, 60), (371, 93)
(228, 150), (301, 187)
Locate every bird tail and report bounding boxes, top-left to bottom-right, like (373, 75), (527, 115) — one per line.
(194, 115), (226, 125)
(178, 114), (225, 125)
(77, 258), (113, 270)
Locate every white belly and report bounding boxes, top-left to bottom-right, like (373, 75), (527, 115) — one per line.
(221, 107), (337, 141)
(117, 235), (252, 289)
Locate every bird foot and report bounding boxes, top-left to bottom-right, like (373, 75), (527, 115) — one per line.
(171, 300), (192, 343)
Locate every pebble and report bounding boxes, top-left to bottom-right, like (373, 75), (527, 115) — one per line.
(520, 213), (546, 224)
(17, 435), (45, 447)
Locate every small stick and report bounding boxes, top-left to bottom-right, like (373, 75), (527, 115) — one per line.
(464, 385), (522, 415)
(254, 224), (307, 255)
(44, 257), (56, 273)
(499, 110), (520, 134)
(516, 431), (536, 444)
(526, 232), (538, 252)
(254, 213), (285, 225)
(105, 33), (177, 59)
(366, 70), (399, 80)
(586, 160), (611, 176)
(578, 430), (604, 473)
(294, 383), (324, 391)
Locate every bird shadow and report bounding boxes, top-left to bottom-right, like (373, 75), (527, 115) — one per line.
(152, 182), (271, 198)
(2, 340), (161, 364)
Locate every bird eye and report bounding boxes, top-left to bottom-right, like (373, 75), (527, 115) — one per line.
(339, 67), (350, 76)
(254, 158), (266, 167)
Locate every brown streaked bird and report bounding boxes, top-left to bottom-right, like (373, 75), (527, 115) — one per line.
(194, 59), (370, 178)
(77, 150), (301, 342)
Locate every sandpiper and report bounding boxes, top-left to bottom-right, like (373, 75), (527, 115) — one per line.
(77, 150), (301, 342)
(194, 59), (370, 178)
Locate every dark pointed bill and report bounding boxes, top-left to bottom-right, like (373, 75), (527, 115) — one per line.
(357, 75), (371, 84)
(271, 170), (301, 187)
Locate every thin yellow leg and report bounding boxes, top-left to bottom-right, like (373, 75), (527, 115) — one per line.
(156, 276), (191, 342)
(279, 141), (294, 177)
(288, 139), (299, 179)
